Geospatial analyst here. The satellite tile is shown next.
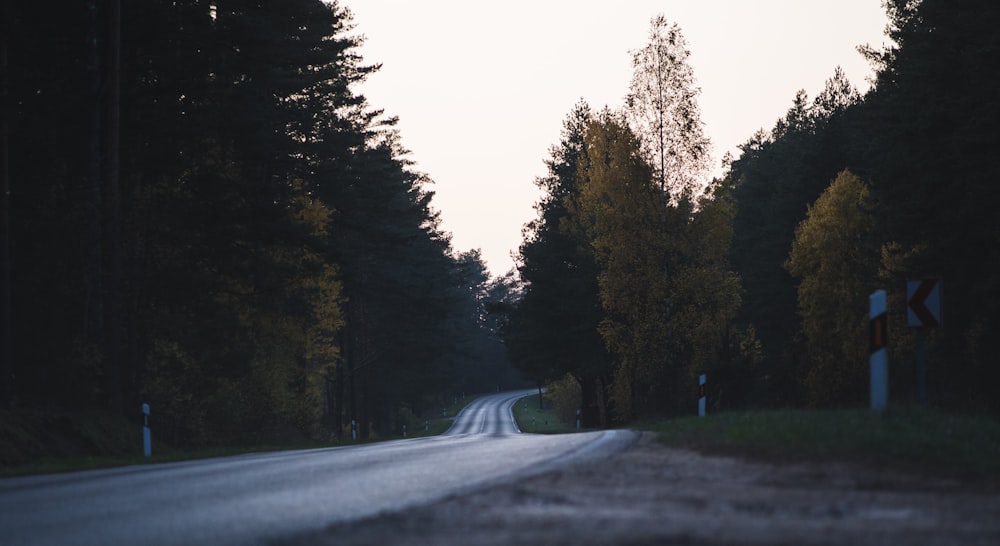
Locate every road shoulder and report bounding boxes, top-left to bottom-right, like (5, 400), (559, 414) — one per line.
(277, 432), (1000, 546)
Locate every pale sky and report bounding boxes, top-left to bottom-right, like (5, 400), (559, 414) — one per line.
(344, 1), (890, 276)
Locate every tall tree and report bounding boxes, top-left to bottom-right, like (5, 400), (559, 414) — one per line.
(507, 101), (613, 426)
(4, 0), (489, 445)
(785, 170), (877, 406)
(576, 110), (666, 421)
(665, 186), (742, 411)
(625, 14), (710, 204)
(0, 0), (10, 408)
(857, 0), (1000, 410)
(727, 70), (861, 406)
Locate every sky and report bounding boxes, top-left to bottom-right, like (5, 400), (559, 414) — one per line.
(344, 1), (890, 276)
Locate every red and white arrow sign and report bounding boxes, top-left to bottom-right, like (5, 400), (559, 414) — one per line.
(907, 278), (942, 328)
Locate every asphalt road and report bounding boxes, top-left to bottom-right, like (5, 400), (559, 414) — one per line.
(0, 390), (636, 546)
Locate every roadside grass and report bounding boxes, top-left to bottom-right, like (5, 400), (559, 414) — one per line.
(643, 406), (1000, 479)
(514, 394), (577, 434)
(0, 393), (485, 478)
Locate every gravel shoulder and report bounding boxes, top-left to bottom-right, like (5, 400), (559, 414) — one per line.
(278, 432), (1000, 545)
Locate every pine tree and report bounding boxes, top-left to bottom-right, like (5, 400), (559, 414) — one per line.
(506, 101), (613, 427)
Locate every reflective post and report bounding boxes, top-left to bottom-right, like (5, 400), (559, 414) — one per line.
(142, 403), (151, 457)
(698, 375), (707, 417)
(870, 290), (889, 414)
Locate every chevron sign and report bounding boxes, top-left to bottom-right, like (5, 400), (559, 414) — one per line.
(907, 278), (942, 328)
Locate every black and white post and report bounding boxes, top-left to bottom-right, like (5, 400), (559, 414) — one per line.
(142, 403), (151, 457)
(869, 290), (888, 414)
(698, 374), (707, 417)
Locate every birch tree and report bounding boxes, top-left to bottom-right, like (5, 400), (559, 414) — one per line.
(625, 15), (711, 204)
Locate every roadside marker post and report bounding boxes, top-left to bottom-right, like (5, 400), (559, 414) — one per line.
(142, 403), (151, 457)
(351, 419), (357, 441)
(698, 374), (706, 417)
(869, 290), (889, 414)
(576, 408), (581, 430)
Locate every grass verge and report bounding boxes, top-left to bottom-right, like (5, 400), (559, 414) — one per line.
(643, 407), (1000, 479)
(514, 394), (577, 434)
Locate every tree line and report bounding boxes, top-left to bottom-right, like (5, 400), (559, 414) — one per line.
(730, 0), (1000, 411)
(507, 0), (1000, 423)
(506, 17), (741, 426)
(1, 0), (516, 445)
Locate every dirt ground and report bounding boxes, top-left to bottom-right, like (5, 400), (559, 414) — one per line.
(281, 433), (1000, 545)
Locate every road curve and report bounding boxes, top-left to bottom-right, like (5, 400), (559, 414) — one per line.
(441, 388), (528, 436)
(0, 390), (637, 546)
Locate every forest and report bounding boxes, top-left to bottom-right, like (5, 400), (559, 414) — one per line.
(507, 0), (1000, 425)
(2, 0), (998, 451)
(1, 0), (517, 445)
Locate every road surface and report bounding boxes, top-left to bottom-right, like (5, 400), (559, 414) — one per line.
(0, 390), (636, 546)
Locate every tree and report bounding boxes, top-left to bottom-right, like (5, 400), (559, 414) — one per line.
(506, 101), (613, 427)
(1, 0), (10, 409)
(576, 110), (667, 421)
(857, 0), (1000, 410)
(5, 0), (481, 445)
(666, 186), (743, 411)
(727, 70), (862, 406)
(446, 250), (519, 395)
(786, 170), (877, 406)
(625, 14), (710, 204)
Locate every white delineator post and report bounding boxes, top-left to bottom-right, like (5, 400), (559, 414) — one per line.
(142, 403), (151, 457)
(698, 374), (707, 417)
(870, 289), (889, 414)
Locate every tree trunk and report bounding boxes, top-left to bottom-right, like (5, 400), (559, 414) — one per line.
(333, 362), (344, 437)
(103, 0), (123, 415)
(0, 0), (11, 408)
(85, 0), (104, 373)
(578, 374), (598, 428)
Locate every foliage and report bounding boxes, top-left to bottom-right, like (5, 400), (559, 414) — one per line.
(3, 0), (515, 448)
(729, 0), (1000, 412)
(856, 0), (1000, 410)
(727, 69), (862, 406)
(509, 18), (743, 424)
(625, 15), (711, 202)
(667, 187), (743, 410)
(786, 171), (878, 406)
(575, 111), (667, 421)
(506, 101), (614, 427)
